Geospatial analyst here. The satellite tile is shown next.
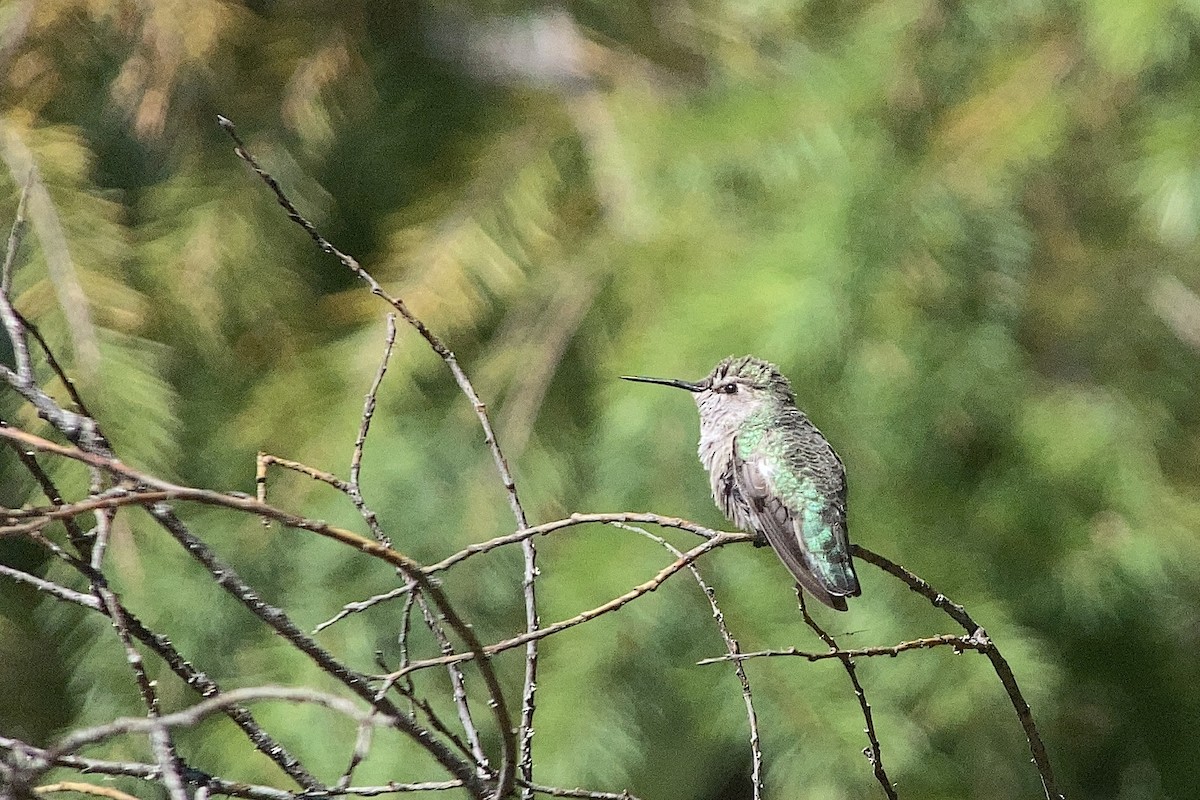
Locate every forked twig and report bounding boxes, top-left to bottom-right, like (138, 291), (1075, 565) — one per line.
(0, 425), (496, 798)
(218, 115), (540, 795)
(1, 180), (1062, 799)
(255, 320), (490, 776)
(612, 521), (762, 800)
(797, 592), (896, 799)
(852, 545), (1061, 800)
(696, 633), (985, 665)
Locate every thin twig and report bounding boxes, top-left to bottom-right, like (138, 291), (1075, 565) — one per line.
(696, 634), (985, 665)
(344, 317), (488, 770)
(218, 115), (537, 796)
(0, 360), (105, 452)
(94, 582), (188, 800)
(1, 163), (31, 294)
(0, 420), (90, 553)
(332, 719), (375, 791)
(314, 584), (411, 633)
(28, 687), (392, 776)
(0, 562), (100, 609)
(425, 513), (728, 575)
(797, 592), (896, 799)
(414, 592), (491, 773)
(0, 188), (33, 381)
(312, 512), (732, 632)
(852, 544), (1061, 800)
(87, 467), (114, 569)
(34, 782), (141, 800)
(259, 453), (350, 493)
(349, 314), (395, 495)
(526, 784), (640, 800)
(17, 310), (95, 417)
(389, 678), (488, 770)
(612, 521), (761, 800)
(0, 144), (99, 371)
(19, 527), (324, 790)
(385, 533), (745, 681)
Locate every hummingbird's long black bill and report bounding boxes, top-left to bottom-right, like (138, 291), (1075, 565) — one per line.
(620, 375), (706, 392)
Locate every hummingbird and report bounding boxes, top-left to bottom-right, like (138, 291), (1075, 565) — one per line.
(622, 355), (861, 611)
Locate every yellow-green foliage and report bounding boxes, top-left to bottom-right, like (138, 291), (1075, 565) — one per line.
(2, 1), (1198, 798)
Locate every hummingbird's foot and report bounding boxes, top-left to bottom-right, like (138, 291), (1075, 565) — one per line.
(751, 533), (770, 548)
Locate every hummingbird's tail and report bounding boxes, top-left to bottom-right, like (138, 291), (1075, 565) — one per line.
(773, 539), (860, 611)
(794, 571), (851, 611)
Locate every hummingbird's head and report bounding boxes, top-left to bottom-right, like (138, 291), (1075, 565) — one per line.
(621, 355), (795, 427)
(704, 355), (795, 403)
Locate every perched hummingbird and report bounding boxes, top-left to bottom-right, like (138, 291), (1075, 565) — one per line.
(622, 355), (861, 610)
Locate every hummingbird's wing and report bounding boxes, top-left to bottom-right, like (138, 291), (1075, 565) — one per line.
(733, 436), (860, 611)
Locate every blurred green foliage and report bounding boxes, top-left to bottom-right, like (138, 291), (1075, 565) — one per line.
(2, 0), (1199, 798)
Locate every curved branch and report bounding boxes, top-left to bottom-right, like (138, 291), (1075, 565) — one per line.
(852, 545), (1061, 800)
(219, 116), (530, 798)
(0, 425), (503, 799)
(386, 533), (745, 680)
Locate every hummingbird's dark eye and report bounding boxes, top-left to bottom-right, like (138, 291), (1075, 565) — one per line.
(721, 382), (738, 394)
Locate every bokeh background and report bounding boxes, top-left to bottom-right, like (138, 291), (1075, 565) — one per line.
(2, 1), (1199, 798)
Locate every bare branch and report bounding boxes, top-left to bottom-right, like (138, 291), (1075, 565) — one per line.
(612, 521), (761, 800)
(34, 782), (141, 800)
(0, 561), (99, 609)
(414, 592), (491, 774)
(145, 505), (490, 798)
(853, 544), (1061, 800)
(0, 139), (99, 371)
(1, 427), (91, 556)
(526, 784), (641, 800)
(93, 582), (188, 800)
(426, 512), (730, 575)
(218, 116), (537, 796)
(26, 687), (368, 780)
(19, 527), (324, 790)
(10, 741), (643, 800)
(16, 309), (98, 421)
(1, 179), (29, 292)
(0, 200), (33, 381)
(696, 634), (985, 665)
(797, 593), (896, 799)
(0, 425), (496, 798)
(387, 533), (746, 680)
(259, 453), (350, 493)
(3, 735), (460, 799)
(350, 313), (396, 493)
